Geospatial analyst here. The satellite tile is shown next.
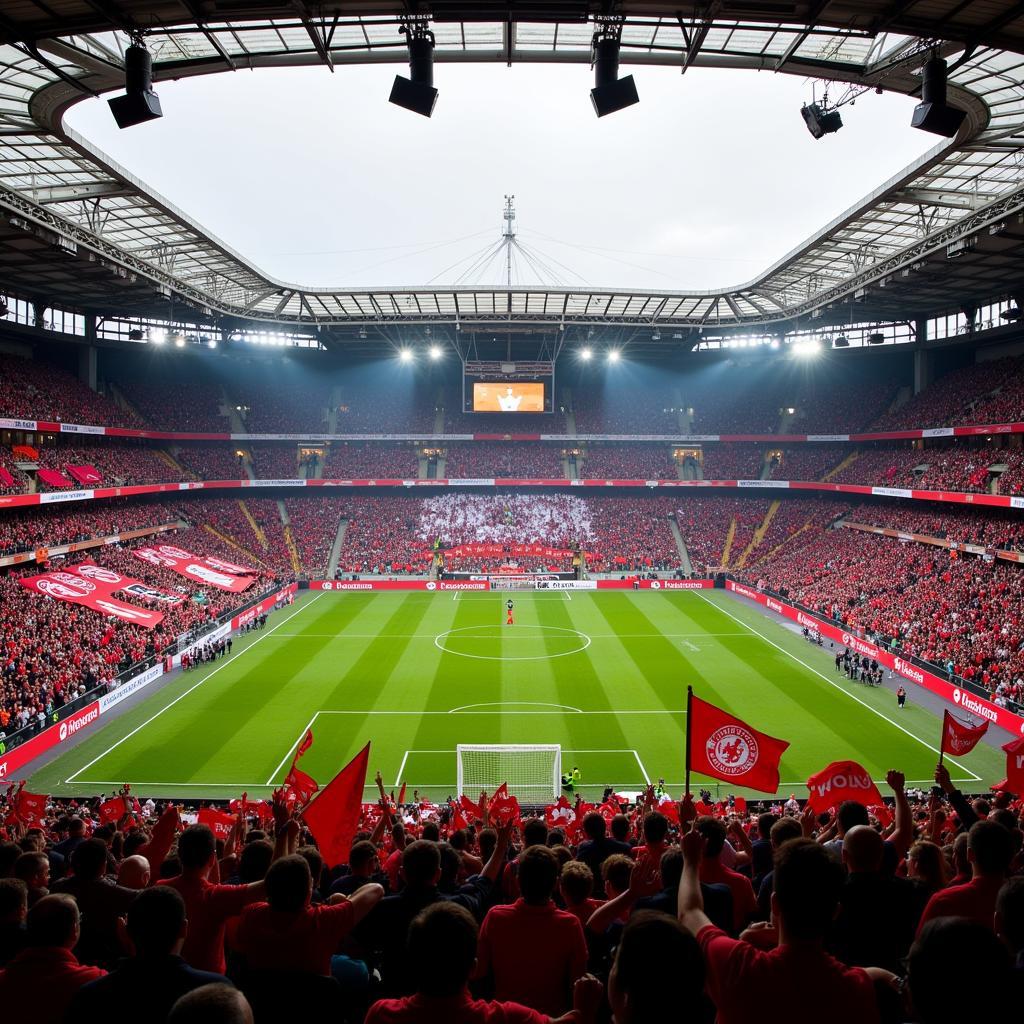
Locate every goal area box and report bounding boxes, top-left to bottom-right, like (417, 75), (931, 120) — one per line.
(457, 744), (561, 804)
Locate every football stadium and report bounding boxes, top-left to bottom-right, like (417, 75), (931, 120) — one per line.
(1, 3), (1024, 1021)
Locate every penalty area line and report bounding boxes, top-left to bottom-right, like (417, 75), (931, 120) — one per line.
(64, 593), (325, 785)
(699, 594), (980, 781)
(265, 710), (322, 786)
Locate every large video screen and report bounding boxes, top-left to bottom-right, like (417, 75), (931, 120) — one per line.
(472, 381), (546, 413)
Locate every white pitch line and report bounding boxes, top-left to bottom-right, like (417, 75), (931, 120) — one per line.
(632, 749), (652, 784)
(449, 701), (584, 714)
(65, 594), (325, 784)
(265, 710), (321, 786)
(702, 594), (981, 781)
(268, 632), (754, 639)
(314, 709), (688, 716)
(394, 749), (411, 788)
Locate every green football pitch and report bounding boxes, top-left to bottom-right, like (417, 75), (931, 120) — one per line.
(28, 589), (1005, 801)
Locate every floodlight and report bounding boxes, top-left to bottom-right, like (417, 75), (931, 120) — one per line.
(151, 329), (166, 344)
(173, 334), (185, 348)
(590, 25), (639, 117)
(108, 42), (162, 129)
(208, 337), (218, 349)
(399, 348), (414, 363)
(390, 26), (438, 118)
(607, 349), (621, 363)
(801, 102), (842, 139)
(792, 340), (821, 357)
(429, 344), (443, 360)
(580, 347), (593, 361)
(911, 57), (966, 138)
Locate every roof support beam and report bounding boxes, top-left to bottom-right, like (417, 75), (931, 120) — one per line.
(774, 0), (833, 71)
(177, 0), (237, 70)
(33, 182), (130, 204)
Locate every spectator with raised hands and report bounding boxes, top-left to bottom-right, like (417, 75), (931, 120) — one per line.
(678, 828), (884, 1024)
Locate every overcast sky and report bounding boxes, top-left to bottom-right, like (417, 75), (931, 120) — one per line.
(66, 62), (935, 292)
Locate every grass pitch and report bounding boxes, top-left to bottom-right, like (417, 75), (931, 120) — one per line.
(29, 590), (1005, 801)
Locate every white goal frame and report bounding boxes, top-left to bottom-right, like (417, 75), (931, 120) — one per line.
(457, 743), (562, 803)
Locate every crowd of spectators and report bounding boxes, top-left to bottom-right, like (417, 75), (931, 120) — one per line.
(117, 380), (227, 433)
(698, 446), (768, 479)
(586, 497), (680, 571)
(579, 445), (678, 480)
(443, 444), (565, 479)
(324, 444), (420, 480)
(249, 447), (304, 480)
(336, 389), (437, 434)
(571, 390), (681, 434)
(0, 501), (181, 558)
(174, 446), (247, 481)
(743, 526), (1024, 706)
(338, 497), (429, 575)
(32, 443), (186, 489)
(284, 499), (347, 577)
(1, 767), (1019, 1024)
(236, 385), (331, 434)
(768, 446), (847, 482)
(0, 355), (140, 429)
(675, 498), (770, 570)
(842, 501), (1024, 552)
(743, 500), (846, 570)
(0, 449), (30, 495)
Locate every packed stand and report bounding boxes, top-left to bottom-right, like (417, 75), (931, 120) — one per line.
(171, 499), (277, 572)
(0, 354), (140, 429)
(791, 382), (897, 434)
(250, 446), (302, 480)
(338, 496), (429, 575)
(284, 498), (347, 577)
(0, 449), (30, 495)
(324, 444), (420, 479)
(233, 384), (331, 435)
(443, 444), (564, 479)
(117, 380), (228, 433)
(743, 499), (847, 570)
(2, 765), (1019, 1024)
(0, 501), (181, 557)
(32, 443), (186, 489)
(842, 501), (1024, 552)
(700, 445), (768, 479)
(174, 445), (248, 481)
(336, 389), (437, 434)
(961, 361), (1024, 424)
(571, 389), (681, 434)
(676, 498), (770, 569)
(586, 496), (680, 571)
(768, 446), (847, 481)
(580, 444), (678, 480)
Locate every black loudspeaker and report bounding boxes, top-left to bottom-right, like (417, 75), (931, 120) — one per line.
(911, 58), (966, 138)
(590, 75), (639, 117)
(108, 89), (162, 129)
(389, 75), (438, 118)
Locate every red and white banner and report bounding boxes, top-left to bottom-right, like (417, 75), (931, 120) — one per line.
(132, 544), (257, 592)
(36, 468), (73, 488)
(726, 580), (1024, 736)
(18, 568), (165, 629)
(444, 542), (584, 560)
(0, 700), (101, 782)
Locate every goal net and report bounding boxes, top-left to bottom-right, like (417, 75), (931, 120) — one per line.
(457, 744), (561, 804)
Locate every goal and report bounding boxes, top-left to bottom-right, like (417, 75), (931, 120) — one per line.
(457, 744), (562, 804)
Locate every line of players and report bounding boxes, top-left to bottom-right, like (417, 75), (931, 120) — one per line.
(835, 646), (886, 688)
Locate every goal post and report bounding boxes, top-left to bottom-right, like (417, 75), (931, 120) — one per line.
(457, 744), (561, 805)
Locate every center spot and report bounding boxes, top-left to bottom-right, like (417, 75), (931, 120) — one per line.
(434, 624), (592, 661)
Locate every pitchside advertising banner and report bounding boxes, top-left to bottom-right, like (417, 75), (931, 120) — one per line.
(726, 581), (1024, 736)
(0, 583), (299, 779)
(309, 578), (714, 591)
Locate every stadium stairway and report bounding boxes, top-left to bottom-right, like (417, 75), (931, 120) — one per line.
(824, 450), (859, 481)
(327, 518), (349, 578)
(281, 521), (303, 576)
(109, 382), (145, 425)
(734, 500), (781, 569)
(668, 518), (694, 575)
(155, 447), (190, 477)
(746, 520), (815, 573)
(720, 518), (737, 567)
(238, 500), (269, 551)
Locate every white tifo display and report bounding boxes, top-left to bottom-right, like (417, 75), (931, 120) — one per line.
(457, 744), (562, 804)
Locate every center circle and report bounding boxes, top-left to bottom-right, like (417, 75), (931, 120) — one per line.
(434, 624), (591, 661)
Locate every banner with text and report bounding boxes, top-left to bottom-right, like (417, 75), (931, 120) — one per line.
(132, 544), (257, 593)
(18, 568), (165, 629)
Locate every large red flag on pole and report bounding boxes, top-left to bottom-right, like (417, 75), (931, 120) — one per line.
(302, 742), (371, 869)
(1002, 735), (1024, 793)
(940, 710), (989, 760)
(686, 688), (790, 794)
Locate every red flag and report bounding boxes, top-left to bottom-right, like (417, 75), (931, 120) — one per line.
(598, 800), (622, 824)
(98, 796), (129, 825)
(805, 761), (890, 823)
(302, 742), (371, 869)
(460, 794), (485, 820)
(689, 694), (790, 794)
(544, 795), (577, 830)
(197, 807), (236, 840)
(281, 764), (319, 808)
(941, 710), (989, 757)
(14, 789), (47, 826)
(397, 782), (407, 806)
(488, 783), (521, 825)
(295, 729), (314, 761)
(1003, 735), (1024, 793)
(733, 796), (748, 815)
(659, 801), (680, 824)
(450, 801), (469, 831)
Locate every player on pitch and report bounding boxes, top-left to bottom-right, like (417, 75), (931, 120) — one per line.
(506, 598), (514, 625)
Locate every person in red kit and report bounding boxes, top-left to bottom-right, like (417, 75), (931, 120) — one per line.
(694, 816), (757, 933)
(160, 821), (286, 974)
(366, 902), (601, 1024)
(475, 845), (588, 1017)
(679, 829), (884, 1024)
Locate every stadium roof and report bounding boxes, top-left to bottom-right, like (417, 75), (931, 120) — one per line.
(0, 2), (1023, 337)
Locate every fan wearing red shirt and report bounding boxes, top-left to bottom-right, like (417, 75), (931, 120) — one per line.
(678, 831), (883, 1024)
(367, 902), (601, 1024)
(695, 816), (757, 933)
(629, 810), (669, 870)
(558, 862), (602, 929)
(916, 819), (1014, 936)
(475, 846), (588, 1017)
(0, 894), (106, 1024)
(160, 823), (278, 974)
(237, 854), (383, 976)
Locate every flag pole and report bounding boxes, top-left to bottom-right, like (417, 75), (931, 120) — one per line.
(938, 710), (946, 767)
(685, 685), (693, 796)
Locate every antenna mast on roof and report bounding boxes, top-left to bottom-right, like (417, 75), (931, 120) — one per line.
(502, 194), (516, 288)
